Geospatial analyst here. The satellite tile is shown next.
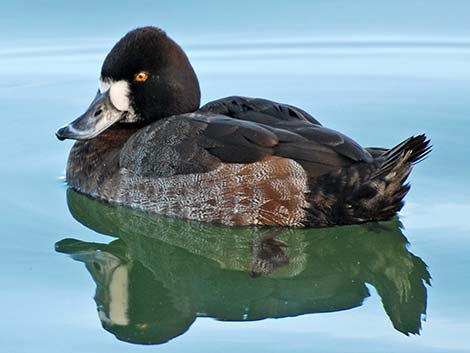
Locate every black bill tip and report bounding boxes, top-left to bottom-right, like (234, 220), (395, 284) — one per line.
(55, 126), (69, 141)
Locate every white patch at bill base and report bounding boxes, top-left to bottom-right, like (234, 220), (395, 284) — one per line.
(99, 78), (138, 122)
(109, 80), (131, 112)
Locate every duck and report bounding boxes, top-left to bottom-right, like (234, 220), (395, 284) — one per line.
(55, 26), (431, 228)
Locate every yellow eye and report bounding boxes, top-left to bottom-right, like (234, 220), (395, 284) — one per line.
(134, 71), (149, 82)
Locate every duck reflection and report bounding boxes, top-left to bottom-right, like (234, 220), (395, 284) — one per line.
(56, 189), (430, 345)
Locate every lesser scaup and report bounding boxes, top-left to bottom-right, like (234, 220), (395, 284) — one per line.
(56, 27), (431, 227)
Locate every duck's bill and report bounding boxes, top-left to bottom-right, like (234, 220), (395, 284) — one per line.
(55, 90), (126, 141)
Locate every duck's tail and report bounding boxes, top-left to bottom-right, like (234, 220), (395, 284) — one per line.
(305, 134), (431, 227)
(362, 134), (432, 220)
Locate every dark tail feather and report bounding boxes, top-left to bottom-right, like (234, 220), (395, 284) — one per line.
(373, 134), (432, 179)
(353, 134), (432, 221)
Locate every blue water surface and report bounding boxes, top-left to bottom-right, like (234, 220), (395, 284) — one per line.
(1, 1), (470, 352)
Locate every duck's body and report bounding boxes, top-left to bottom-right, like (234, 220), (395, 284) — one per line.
(58, 28), (430, 227)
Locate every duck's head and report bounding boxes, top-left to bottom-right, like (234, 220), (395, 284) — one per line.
(56, 27), (200, 140)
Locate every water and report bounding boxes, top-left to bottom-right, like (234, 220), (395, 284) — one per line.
(2, 1), (470, 352)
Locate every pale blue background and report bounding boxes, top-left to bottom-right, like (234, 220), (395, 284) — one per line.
(1, 1), (470, 352)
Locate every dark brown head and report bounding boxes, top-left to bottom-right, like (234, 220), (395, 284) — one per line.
(56, 27), (201, 140)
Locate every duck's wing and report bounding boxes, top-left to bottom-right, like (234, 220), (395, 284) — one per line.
(195, 96), (372, 176)
(193, 112), (373, 177)
(199, 96), (322, 126)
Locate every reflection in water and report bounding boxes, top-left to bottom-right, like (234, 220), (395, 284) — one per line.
(56, 189), (430, 345)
